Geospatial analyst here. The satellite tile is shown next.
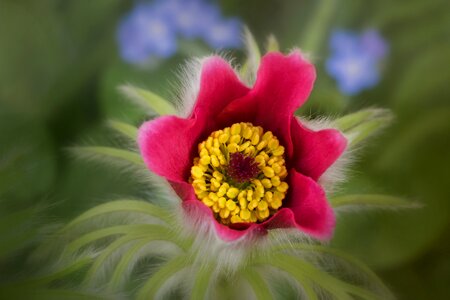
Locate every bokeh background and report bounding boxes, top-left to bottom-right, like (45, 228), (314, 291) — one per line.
(0, 0), (449, 299)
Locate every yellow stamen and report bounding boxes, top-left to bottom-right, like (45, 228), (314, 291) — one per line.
(190, 122), (289, 225)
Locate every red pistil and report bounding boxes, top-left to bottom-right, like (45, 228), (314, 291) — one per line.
(227, 152), (260, 183)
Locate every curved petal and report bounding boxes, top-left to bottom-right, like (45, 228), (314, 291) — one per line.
(217, 51), (316, 157)
(138, 116), (203, 182)
(190, 56), (250, 124)
(182, 200), (267, 242)
(291, 118), (347, 180)
(263, 169), (335, 240)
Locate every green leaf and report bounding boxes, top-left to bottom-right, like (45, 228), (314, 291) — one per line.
(118, 84), (176, 116)
(335, 109), (391, 132)
(273, 243), (393, 299)
(269, 254), (379, 300)
(70, 146), (144, 167)
(62, 200), (173, 232)
(240, 26), (261, 84)
(265, 34), (279, 53)
(347, 116), (393, 147)
(136, 255), (190, 300)
(331, 194), (420, 210)
(240, 268), (274, 300)
(190, 264), (214, 300)
(108, 120), (138, 141)
(63, 224), (169, 256)
(107, 238), (172, 290)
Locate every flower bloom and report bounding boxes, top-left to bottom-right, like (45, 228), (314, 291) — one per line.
(326, 29), (389, 95)
(117, 0), (242, 64)
(138, 51), (347, 241)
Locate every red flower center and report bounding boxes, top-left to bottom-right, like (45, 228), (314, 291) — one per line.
(227, 152), (260, 183)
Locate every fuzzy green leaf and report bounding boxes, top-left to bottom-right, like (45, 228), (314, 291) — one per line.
(273, 243), (393, 299)
(136, 255), (190, 300)
(240, 26), (261, 84)
(190, 264), (215, 300)
(348, 117), (393, 147)
(241, 268), (274, 300)
(71, 146), (144, 167)
(119, 84), (176, 116)
(265, 34), (280, 53)
(335, 109), (391, 132)
(63, 224), (169, 256)
(331, 194), (420, 210)
(108, 120), (138, 141)
(62, 200), (173, 232)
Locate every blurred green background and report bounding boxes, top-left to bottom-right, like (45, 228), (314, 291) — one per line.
(0, 0), (449, 299)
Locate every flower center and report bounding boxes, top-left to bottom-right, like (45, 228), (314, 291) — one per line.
(190, 122), (289, 225)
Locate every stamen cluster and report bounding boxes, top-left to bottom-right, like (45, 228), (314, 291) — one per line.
(190, 122), (289, 225)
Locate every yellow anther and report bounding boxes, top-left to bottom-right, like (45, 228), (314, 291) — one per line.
(277, 182), (289, 193)
(220, 209), (230, 219)
(230, 215), (242, 223)
(257, 200), (269, 211)
(240, 209), (251, 220)
(209, 192), (219, 201)
(261, 179), (272, 189)
(255, 155), (266, 167)
(213, 138), (220, 149)
(263, 167), (275, 178)
(227, 143), (239, 153)
(218, 197), (226, 208)
(200, 155), (211, 165)
(273, 191), (285, 202)
(271, 199), (282, 209)
(273, 146), (285, 156)
(262, 131), (273, 142)
(219, 133), (229, 143)
(272, 163), (281, 174)
(251, 131), (260, 145)
(248, 200), (259, 211)
(218, 155), (227, 165)
(200, 148), (209, 157)
(226, 188), (239, 199)
(230, 135), (241, 144)
(258, 209), (270, 219)
(206, 137), (213, 149)
(243, 126), (253, 139)
(271, 176), (281, 186)
(213, 171), (223, 181)
(226, 200), (237, 211)
(231, 123), (241, 135)
(268, 139), (279, 150)
(202, 197), (214, 207)
(191, 166), (204, 179)
(246, 190), (253, 201)
(256, 140), (267, 151)
(239, 141), (251, 151)
(264, 191), (273, 202)
(211, 155), (220, 168)
(244, 146), (256, 156)
(212, 203), (220, 213)
(239, 198), (247, 209)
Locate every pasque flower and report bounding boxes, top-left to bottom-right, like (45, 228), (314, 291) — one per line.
(138, 51), (347, 242)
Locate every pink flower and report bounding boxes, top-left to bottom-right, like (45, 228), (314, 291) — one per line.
(138, 51), (347, 242)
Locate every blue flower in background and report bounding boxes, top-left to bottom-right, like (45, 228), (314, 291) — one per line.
(326, 29), (389, 96)
(117, 3), (177, 63)
(202, 17), (243, 49)
(117, 0), (243, 64)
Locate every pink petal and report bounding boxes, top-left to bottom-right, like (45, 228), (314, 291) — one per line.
(190, 56), (250, 126)
(217, 51), (316, 157)
(264, 169), (335, 240)
(183, 200), (267, 242)
(291, 118), (347, 180)
(138, 57), (249, 183)
(138, 116), (202, 182)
